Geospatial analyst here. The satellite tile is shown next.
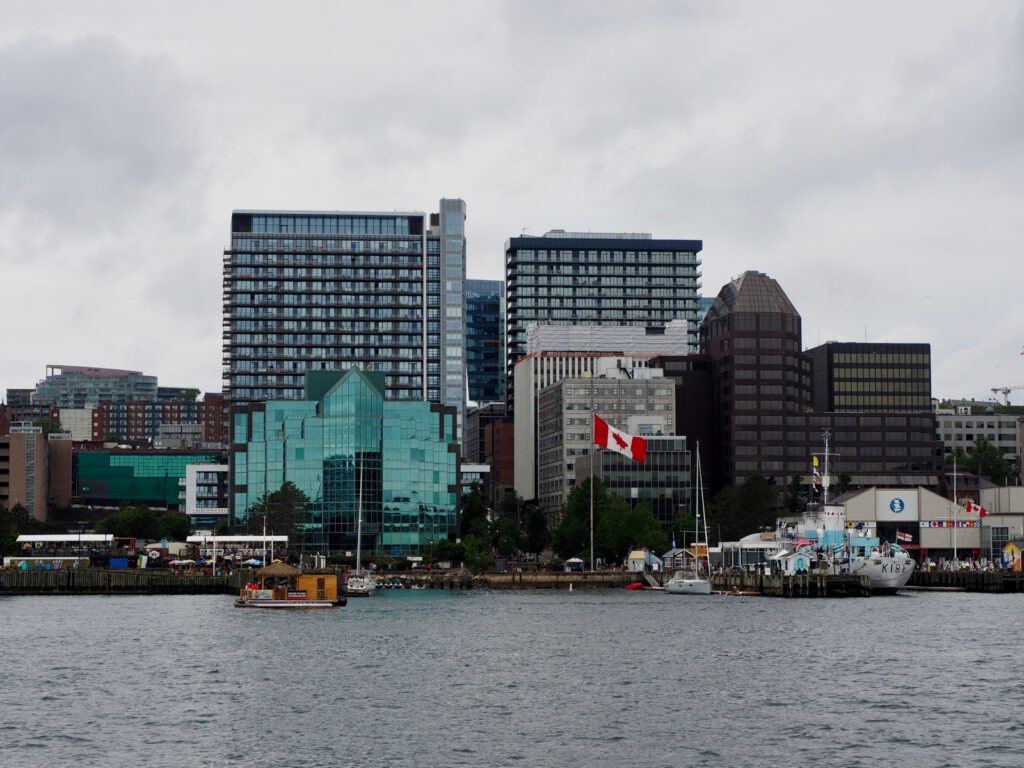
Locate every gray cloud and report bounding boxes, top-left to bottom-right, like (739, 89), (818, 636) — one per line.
(0, 1), (1022, 404)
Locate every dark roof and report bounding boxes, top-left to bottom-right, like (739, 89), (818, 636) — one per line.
(705, 271), (799, 323)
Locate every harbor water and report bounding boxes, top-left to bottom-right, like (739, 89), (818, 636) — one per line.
(1, 590), (1020, 768)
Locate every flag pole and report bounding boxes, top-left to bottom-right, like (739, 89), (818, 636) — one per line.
(953, 453), (958, 566)
(590, 451), (595, 573)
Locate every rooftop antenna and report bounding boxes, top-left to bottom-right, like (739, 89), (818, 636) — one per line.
(521, 226), (530, 235)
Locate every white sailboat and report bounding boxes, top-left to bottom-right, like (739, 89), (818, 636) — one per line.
(665, 443), (713, 596)
(346, 452), (377, 597)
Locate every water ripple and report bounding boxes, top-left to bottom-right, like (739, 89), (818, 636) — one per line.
(1, 591), (1022, 767)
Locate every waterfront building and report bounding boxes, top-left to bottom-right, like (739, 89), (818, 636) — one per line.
(513, 351), (648, 501)
(525, 319), (689, 356)
(841, 486), (981, 561)
(231, 369), (458, 557)
(701, 271), (942, 495)
(155, 422), (206, 449)
(73, 450), (223, 509)
(504, 230), (702, 413)
(980, 487), (1024, 562)
(574, 436), (692, 530)
(5, 387), (58, 426)
(58, 408), (99, 442)
(807, 341), (932, 412)
(535, 359), (677, 516)
(47, 433), (73, 511)
(701, 271), (811, 489)
(463, 402), (505, 464)
(935, 405), (1022, 465)
(484, 418), (515, 507)
(0, 425), (48, 521)
(460, 463), (491, 497)
(222, 201), (468, 432)
(181, 464), (229, 532)
(466, 279), (505, 404)
(32, 365), (157, 408)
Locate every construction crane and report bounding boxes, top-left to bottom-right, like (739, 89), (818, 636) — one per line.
(991, 385), (1024, 406)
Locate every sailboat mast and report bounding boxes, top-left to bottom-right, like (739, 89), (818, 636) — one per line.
(696, 442), (710, 575)
(822, 429), (831, 506)
(356, 450), (364, 573)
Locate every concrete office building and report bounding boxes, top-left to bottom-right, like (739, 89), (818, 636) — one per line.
(223, 201), (467, 434)
(181, 464), (230, 532)
(463, 402), (506, 464)
(935, 405), (1022, 465)
(525, 319), (689, 356)
(0, 425), (49, 521)
(505, 230), (702, 412)
(534, 359), (677, 515)
(807, 342), (932, 412)
(59, 408), (98, 442)
(466, 279), (505, 405)
(514, 351), (651, 501)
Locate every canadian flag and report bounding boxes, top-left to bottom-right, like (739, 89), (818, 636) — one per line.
(966, 500), (988, 517)
(593, 414), (647, 463)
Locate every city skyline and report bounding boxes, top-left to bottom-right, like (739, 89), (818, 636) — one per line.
(1, 2), (1022, 402)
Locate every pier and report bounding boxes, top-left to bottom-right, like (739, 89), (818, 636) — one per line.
(710, 572), (872, 597)
(0, 568), (243, 596)
(907, 570), (1024, 593)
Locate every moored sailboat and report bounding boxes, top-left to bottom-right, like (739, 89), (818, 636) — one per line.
(665, 443), (713, 596)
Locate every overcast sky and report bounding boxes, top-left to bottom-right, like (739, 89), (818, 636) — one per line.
(1, 1), (1022, 403)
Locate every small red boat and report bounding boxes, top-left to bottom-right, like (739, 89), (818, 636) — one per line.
(625, 582), (645, 591)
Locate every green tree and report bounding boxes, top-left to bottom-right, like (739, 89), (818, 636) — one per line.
(176, 389), (201, 402)
(524, 504), (550, 555)
(947, 439), (1015, 485)
(33, 417), (62, 436)
(492, 517), (523, 557)
(708, 473), (778, 542)
(158, 513), (192, 541)
(213, 520), (230, 536)
(553, 478), (670, 563)
(246, 481), (310, 536)
(783, 475), (805, 515)
(0, 504), (31, 556)
(103, 432), (125, 443)
(432, 537), (465, 564)
(459, 484), (491, 540)
(553, 479), (598, 559)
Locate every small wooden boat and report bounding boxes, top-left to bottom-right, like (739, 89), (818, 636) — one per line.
(236, 561), (347, 608)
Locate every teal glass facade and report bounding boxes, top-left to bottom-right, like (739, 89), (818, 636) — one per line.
(232, 369), (458, 556)
(74, 451), (222, 507)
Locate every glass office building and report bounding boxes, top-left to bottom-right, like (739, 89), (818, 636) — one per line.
(74, 451), (223, 508)
(504, 230), (702, 413)
(222, 201), (467, 432)
(574, 436), (692, 531)
(232, 369), (458, 557)
(465, 279), (505, 404)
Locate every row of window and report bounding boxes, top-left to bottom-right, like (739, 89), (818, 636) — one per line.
(231, 320), (423, 333)
(244, 215), (416, 235)
(231, 267), (423, 279)
(510, 249), (698, 264)
(230, 241), (424, 258)
(833, 352), (929, 365)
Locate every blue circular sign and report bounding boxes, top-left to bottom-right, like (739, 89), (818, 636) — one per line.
(890, 498), (905, 513)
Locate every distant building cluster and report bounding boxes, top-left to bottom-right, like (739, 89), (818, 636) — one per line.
(4, 197), (1022, 559)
